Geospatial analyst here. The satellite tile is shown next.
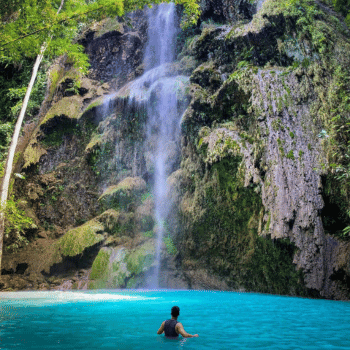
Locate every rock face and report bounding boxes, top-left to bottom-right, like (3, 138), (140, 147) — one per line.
(199, 0), (256, 22)
(82, 13), (148, 85)
(174, 0), (350, 299)
(3, 0), (350, 299)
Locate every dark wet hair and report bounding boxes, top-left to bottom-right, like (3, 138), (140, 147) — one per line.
(171, 306), (180, 317)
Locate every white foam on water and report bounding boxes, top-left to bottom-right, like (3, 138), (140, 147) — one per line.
(0, 291), (157, 306)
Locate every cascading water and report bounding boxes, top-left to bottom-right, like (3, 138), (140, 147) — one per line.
(117, 3), (189, 287)
(144, 3), (177, 70)
(144, 3), (181, 288)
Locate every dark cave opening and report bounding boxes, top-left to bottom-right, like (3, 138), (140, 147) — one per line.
(321, 175), (350, 237)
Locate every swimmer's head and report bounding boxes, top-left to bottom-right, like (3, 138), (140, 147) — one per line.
(171, 306), (180, 317)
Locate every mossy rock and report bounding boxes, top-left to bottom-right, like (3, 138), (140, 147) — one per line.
(125, 240), (155, 276)
(80, 98), (105, 124)
(90, 248), (111, 281)
(177, 145), (307, 294)
(179, 34), (201, 57)
(84, 98), (104, 113)
(23, 140), (47, 169)
(85, 133), (102, 153)
(139, 215), (154, 232)
(48, 60), (81, 100)
(40, 96), (82, 132)
(193, 26), (224, 60)
(57, 219), (104, 257)
(92, 17), (124, 38)
(201, 127), (242, 165)
(97, 209), (121, 233)
(180, 83), (214, 136)
(177, 56), (198, 75)
(190, 62), (221, 91)
(126, 275), (144, 289)
(89, 239), (156, 290)
(89, 247), (130, 289)
(97, 209), (134, 236)
(135, 196), (154, 232)
(98, 177), (147, 210)
(91, 242), (158, 290)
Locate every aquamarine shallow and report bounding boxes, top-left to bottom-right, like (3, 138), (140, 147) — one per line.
(0, 290), (349, 349)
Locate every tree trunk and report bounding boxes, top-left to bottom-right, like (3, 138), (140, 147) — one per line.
(0, 51), (45, 273)
(0, 0), (65, 275)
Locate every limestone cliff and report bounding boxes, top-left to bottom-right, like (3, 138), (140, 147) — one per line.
(2, 0), (350, 300)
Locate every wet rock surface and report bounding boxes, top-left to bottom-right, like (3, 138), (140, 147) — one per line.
(82, 13), (148, 87)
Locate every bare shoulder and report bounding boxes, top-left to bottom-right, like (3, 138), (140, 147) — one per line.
(176, 322), (184, 329)
(157, 321), (165, 334)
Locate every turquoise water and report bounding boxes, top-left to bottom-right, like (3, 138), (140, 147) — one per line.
(0, 290), (349, 349)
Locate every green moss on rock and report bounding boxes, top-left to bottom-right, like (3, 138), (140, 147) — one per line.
(40, 96), (82, 129)
(190, 62), (221, 91)
(88, 243), (155, 289)
(90, 248), (111, 280)
(99, 177), (147, 210)
(85, 133), (102, 153)
(82, 98), (104, 115)
(97, 209), (121, 233)
(93, 18), (124, 38)
(175, 143), (306, 295)
(126, 275), (144, 289)
(23, 140), (47, 169)
(89, 247), (129, 289)
(177, 56), (198, 75)
(135, 195), (154, 232)
(96, 209), (134, 236)
(200, 128), (242, 164)
(125, 241), (155, 275)
(58, 219), (104, 257)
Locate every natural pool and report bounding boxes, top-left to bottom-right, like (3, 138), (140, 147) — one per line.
(0, 290), (349, 349)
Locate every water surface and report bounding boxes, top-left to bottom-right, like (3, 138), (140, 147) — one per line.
(0, 290), (349, 349)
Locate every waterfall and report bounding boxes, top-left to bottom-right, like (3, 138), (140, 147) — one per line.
(144, 3), (180, 288)
(114, 2), (188, 288)
(118, 3), (183, 288)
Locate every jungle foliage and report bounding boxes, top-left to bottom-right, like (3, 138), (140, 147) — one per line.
(333, 0), (350, 24)
(0, 0), (200, 166)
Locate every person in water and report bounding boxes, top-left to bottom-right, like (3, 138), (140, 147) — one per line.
(157, 306), (199, 338)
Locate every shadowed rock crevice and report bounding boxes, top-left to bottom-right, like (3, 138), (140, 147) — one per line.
(43, 243), (103, 277)
(330, 269), (350, 290)
(1, 263), (29, 276)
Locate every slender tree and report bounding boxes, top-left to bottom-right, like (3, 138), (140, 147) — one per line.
(0, 0), (199, 273)
(0, 0), (66, 272)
